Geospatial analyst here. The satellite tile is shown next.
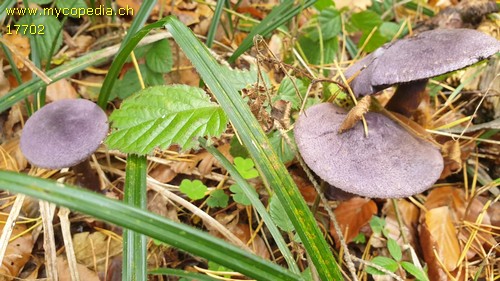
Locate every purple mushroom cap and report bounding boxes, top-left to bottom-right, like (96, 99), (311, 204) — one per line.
(344, 28), (500, 96)
(294, 103), (444, 198)
(20, 99), (109, 169)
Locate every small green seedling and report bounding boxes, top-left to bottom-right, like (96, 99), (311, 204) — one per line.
(206, 189), (229, 208)
(234, 157), (259, 179)
(179, 179), (208, 200)
(229, 184), (252, 206)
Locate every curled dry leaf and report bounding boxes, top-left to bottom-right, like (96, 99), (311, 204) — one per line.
(338, 95), (371, 133)
(73, 231), (121, 273)
(440, 140), (463, 177)
(0, 213), (34, 280)
(330, 197), (377, 248)
(419, 206), (461, 279)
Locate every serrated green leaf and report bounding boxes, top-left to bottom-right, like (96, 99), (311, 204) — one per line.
(230, 184), (253, 206)
(234, 157), (259, 179)
(106, 85), (228, 154)
(302, 8), (341, 42)
(299, 36), (338, 65)
(146, 39), (173, 73)
(366, 256), (399, 275)
(401, 262), (429, 281)
(270, 196), (295, 232)
(358, 29), (388, 53)
(350, 10), (383, 32)
(206, 189), (229, 208)
(56, 0), (88, 17)
(275, 77), (308, 109)
(18, 15), (62, 64)
(387, 238), (402, 261)
(179, 179), (208, 200)
(219, 65), (270, 90)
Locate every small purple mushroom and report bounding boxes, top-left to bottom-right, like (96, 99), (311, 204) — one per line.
(344, 28), (500, 117)
(294, 103), (444, 198)
(20, 99), (109, 191)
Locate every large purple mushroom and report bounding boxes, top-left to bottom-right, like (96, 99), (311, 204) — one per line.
(20, 99), (109, 191)
(294, 103), (444, 198)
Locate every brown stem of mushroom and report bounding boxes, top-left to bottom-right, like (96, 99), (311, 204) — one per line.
(72, 159), (101, 192)
(385, 79), (428, 117)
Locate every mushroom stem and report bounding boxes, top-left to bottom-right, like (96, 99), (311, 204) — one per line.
(72, 159), (101, 192)
(385, 79), (428, 117)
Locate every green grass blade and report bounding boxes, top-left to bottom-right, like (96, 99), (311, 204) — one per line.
(0, 171), (302, 281)
(97, 19), (169, 108)
(0, 0), (16, 20)
(123, 154), (148, 281)
(118, 0), (157, 53)
(228, 0), (316, 63)
(200, 138), (301, 275)
(165, 17), (342, 280)
(149, 268), (221, 280)
(205, 0), (226, 47)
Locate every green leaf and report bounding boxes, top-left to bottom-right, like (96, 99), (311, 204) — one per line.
(270, 196), (295, 232)
(146, 39), (173, 73)
(401, 262), (429, 281)
(316, 7), (342, 41)
(358, 29), (388, 53)
(314, 0), (334, 11)
(299, 36), (338, 65)
(350, 10), (383, 32)
(56, 0), (88, 17)
(366, 256), (399, 275)
(234, 157), (259, 179)
(387, 238), (402, 261)
(206, 189), (229, 208)
(268, 130), (295, 163)
(106, 85), (228, 154)
(379, 21), (401, 40)
(275, 77), (308, 109)
(111, 64), (164, 99)
(18, 15), (62, 64)
(229, 136), (250, 159)
(230, 184), (253, 206)
(179, 179), (208, 200)
(220, 64), (270, 90)
(369, 216), (385, 235)
(353, 233), (366, 244)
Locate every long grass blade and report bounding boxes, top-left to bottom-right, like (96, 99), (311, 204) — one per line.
(165, 17), (342, 280)
(0, 171), (302, 281)
(200, 138), (300, 274)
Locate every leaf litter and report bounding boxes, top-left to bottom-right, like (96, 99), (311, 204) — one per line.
(0, 0), (499, 280)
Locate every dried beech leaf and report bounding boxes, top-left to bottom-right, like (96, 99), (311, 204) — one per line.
(56, 256), (100, 281)
(382, 200), (420, 250)
(0, 66), (10, 98)
(46, 79), (78, 102)
(0, 213), (34, 279)
(338, 96), (371, 133)
(149, 164), (177, 183)
(330, 197), (377, 247)
(421, 206), (460, 274)
(73, 232), (121, 272)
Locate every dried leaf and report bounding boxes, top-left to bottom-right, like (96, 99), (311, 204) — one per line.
(338, 95), (371, 133)
(0, 66), (10, 98)
(0, 34), (30, 69)
(382, 199), (420, 251)
(420, 206), (460, 276)
(73, 232), (121, 272)
(0, 137), (28, 171)
(330, 197), (377, 247)
(46, 79), (78, 102)
(56, 256), (100, 281)
(0, 213), (34, 279)
(149, 164), (177, 183)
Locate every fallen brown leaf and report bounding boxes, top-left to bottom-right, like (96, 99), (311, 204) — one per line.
(330, 197), (377, 247)
(73, 231), (121, 273)
(0, 213), (34, 280)
(57, 256), (100, 281)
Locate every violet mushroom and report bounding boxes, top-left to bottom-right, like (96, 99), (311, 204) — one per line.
(294, 103), (443, 198)
(344, 28), (500, 117)
(20, 99), (109, 192)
